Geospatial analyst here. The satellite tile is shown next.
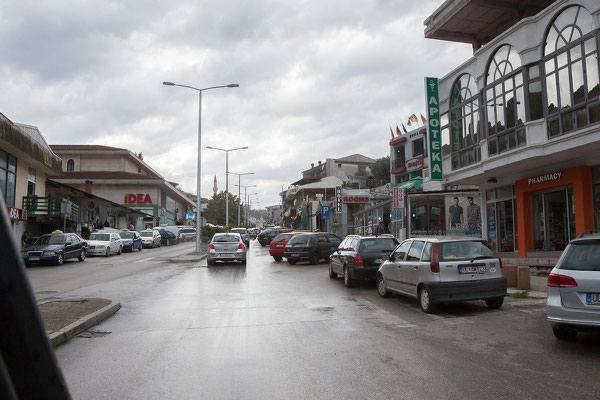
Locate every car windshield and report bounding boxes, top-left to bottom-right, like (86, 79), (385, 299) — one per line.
(119, 232), (134, 239)
(288, 235), (310, 245)
(559, 240), (600, 271)
(273, 234), (291, 242)
(440, 241), (496, 261)
(231, 229), (246, 234)
(35, 235), (65, 245)
(89, 233), (110, 241)
(140, 231), (153, 237)
(213, 234), (240, 243)
(181, 229), (194, 233)
(359, 238), (398, 252)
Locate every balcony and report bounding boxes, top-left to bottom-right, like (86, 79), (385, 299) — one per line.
(22, 196), (81, 221)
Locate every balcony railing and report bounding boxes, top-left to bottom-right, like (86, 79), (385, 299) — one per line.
(22, 196), (81, 221)
(393, 158), (406, 169)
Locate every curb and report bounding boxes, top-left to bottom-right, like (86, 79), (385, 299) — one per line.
(169, 253), (208, 264)
(48, 299), (121, 347)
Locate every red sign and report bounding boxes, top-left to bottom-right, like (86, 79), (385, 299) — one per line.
(343, 196), (371, 203)
(124, 193), (152, 204)
(6, 206), (20, 221)
(393, 188), (404, 208)
(405, 156), (424, 171)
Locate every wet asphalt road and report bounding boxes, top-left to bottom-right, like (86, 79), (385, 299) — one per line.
(44, 240), (600, 399)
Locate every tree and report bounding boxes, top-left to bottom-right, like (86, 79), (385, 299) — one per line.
(370, 156), (391, 185)
(204, 191), (243, 226)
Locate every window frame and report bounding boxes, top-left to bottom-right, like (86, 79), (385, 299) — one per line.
(449, 73), (482, 170)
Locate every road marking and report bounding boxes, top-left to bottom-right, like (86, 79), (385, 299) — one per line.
(135, 257), (156, 263)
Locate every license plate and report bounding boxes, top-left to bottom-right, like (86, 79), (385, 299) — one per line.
(276, 244), (284, 247)
(586, 293), (600, 305)
(374, 258), (383, 264)
(220, 254), (233, 258)
(458, 265), (486, 274)
(291, 254), (300, 257)
(29, 257), (40, 261)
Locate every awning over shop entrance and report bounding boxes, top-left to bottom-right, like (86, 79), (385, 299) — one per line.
(395, 176), (422, 192)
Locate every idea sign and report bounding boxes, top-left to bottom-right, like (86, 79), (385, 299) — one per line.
(124, 193), (153, 204)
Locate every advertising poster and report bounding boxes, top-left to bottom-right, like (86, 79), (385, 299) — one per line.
(445, 192), (482, 237)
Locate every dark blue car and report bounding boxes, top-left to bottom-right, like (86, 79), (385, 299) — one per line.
(119, 230), (143, 252)
(21, 232), (88, 266)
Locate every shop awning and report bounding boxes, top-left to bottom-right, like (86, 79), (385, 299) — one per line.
(395, 177), (423, 192)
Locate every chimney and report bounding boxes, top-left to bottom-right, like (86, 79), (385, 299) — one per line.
(311, 163), (314, 168)
(318, 161), (321, 165)
(85, 180), (93, 194)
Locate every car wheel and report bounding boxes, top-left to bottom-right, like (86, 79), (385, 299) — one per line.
(117, 246), (122, 255)
(343, 266), (354, 288)
(309, 252), (319, 265)
(553, 326), (577, 341)
(241, 259), (246, 265)
(139, 245), (142, 251)
(25, 261), (31, 268)
(207, 260), (214, 266)
(287, 259), (297, 265)
(158, 241), (162, 247)
(105, 247), (110, 257)
(166, 240), (170, 247)
(328, 262), (337, 279)
(485, 297), (503, 309)
(78, 249), (86, 262)
(273, 256), (282, 262)
(377, 274), (392, 298)
(419, 285), (437, 314)
(56, 252), (64, 265)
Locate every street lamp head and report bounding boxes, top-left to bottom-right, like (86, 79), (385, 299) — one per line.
(227, 84), (239, 88)
(163, 81), (175, 86)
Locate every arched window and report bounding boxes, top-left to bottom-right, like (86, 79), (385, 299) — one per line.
(543, 5), (599, 137)
(66, 159), (74, 171)
(485, 44), (526, 156)
(449, 73), (480, 170)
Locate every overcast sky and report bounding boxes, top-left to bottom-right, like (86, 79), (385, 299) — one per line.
(0, 0), (472, 208)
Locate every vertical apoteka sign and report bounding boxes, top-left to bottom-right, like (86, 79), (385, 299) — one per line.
(425, 77), (443, 180)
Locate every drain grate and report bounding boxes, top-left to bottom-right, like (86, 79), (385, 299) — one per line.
(78, 330), (111, 338)
(35, 290), (58, 295)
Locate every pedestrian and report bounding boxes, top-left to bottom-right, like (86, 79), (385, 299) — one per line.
(375, 221), (384, 236)
(128, 222), (134, 231)
(21, 231), (28, 246)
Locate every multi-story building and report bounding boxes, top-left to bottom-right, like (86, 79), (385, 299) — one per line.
(50, 145), (196, 227)
(301, 154), (376, 188)
(389, 126), (427, 186)
(420, 0), (600, 256)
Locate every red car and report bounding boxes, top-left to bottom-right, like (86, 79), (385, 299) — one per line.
(269, 232), (303, 261)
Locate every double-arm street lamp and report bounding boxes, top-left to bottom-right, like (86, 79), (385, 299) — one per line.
(206, 146), (248, 227)
(162, 81), (239, 253)
(235, 184), (256, 225)
(229, 172), (254, 226)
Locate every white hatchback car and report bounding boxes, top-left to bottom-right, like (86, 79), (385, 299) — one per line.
(87, 232), (123, 256)
(140, 229), (161, 248)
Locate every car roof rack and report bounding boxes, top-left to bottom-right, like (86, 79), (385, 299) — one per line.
(576, 229), (600, 238)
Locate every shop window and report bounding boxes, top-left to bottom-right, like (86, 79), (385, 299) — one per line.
(66, 159), (74, 171)
(449, 74), (481, 170)
(543, 5), (599, 137)
(27, 167), (36, 196)
(0, 150), (17, 207)
(485, 44), (526, 156)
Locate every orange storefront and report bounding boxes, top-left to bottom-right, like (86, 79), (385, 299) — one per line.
(516, 166), (594, 257)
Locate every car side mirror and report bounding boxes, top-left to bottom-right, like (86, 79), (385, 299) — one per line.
(388, 254), (394, 261)
(336, 249), (341, 254)
(65, 241), (72, 246)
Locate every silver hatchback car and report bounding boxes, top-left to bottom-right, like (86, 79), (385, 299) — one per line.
(377, 237), (507, 313)
(546, 231), (600, 340)
(207, 233), (247, 266)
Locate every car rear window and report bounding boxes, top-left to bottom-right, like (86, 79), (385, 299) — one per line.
(288, 235), (310, 245)
(213, 234), (240, 243)
(231, 229), (246, 234)
(559, 240), (600, 271)
(359, 238), (398, 252)
(273, 234), (291, 242)
(89, 233), (110, 241)
(440, 241), (496, 262)
(140, 231), (153, 237)
(119, 232), (134, 239)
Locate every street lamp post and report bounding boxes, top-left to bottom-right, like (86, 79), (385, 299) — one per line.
(162, 81), (238, 254)
(248, 193), (259, 225)
(206, 146), (248, 227)
(235, 184), (256, 225)
(229, 172), (254, 226)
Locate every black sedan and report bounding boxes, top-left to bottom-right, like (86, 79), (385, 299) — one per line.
(283, 232), (341, 265)
(21, 232), (88, 266)
(157, 229), (180, 246)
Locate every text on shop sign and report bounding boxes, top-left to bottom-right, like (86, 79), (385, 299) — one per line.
(528, 171), (563, 185)
(124, 193), (153, 204)
(343, 196), (371, 203)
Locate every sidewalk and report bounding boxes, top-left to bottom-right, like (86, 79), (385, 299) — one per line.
(507, 275), (548, 299)
(170, 242), (208, 263)
(39, 298), (120, 347)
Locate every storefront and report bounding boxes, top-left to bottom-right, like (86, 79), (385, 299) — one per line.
(485, 186), (517, 253)
(516, 166), (594, 257)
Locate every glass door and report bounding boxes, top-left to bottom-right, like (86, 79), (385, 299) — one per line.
(497, 200), (515, 252)
(544, 189), (574, 251)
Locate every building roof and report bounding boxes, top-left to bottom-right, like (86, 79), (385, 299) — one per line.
(57, 171), (160, 180)
(50, 144), (126, 151)
(298, 176), (344, 190)
(333, 154), (376, 165)
(424, 0), (556, 50)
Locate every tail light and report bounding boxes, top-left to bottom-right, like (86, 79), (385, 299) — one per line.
(208, 244), (214, 249)
(354, 255), (364, 266)
(430, 242), (439, 273)
(238, 243), (245, 249)
(548, 273), (577, 288)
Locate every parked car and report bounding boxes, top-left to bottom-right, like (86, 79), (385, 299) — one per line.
(269, 232), (304, 261)
(179, 227), (197, 242)
(377, 237), (507, 313)
(207, 233), (247, 266)
(119, 230), (143, 252)
(329, 235), (399, 287)
(140, 229), (161, 248)
(546, 230), (600, 340)
(21, 232), (87, 266)
(87, 231), (123, 256)
(231, 228), (250, 246)
(157, 229), (180, 246)
(157, 225), (182, 240)
(258, 228), (278, 246)
(284, 233), (342, 265)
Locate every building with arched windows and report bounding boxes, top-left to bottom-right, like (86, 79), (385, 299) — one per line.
(423, 0), (600, 257)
